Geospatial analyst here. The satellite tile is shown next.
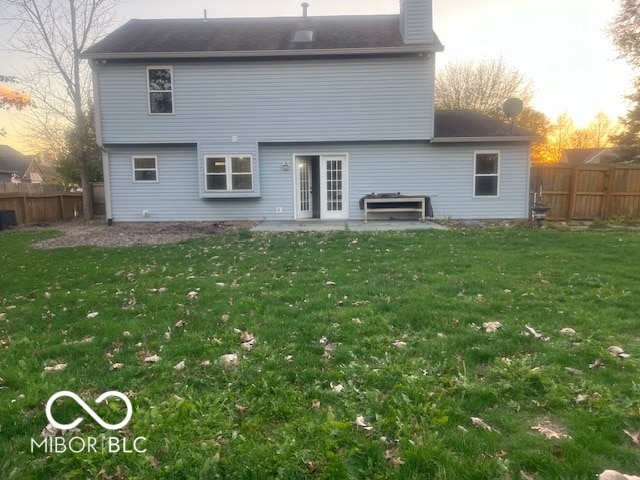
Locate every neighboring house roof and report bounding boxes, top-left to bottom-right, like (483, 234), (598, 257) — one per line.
(559, 148), (624, 164)
(82, 16), (443, 60)
(432, 110), (540, 143)
(0, 144), (34, 181)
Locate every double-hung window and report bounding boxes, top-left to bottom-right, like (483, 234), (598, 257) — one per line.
(147, 66), (173, 114)
(474, 151), (500, 197)
(204, 155), (253, 192)
(132, 156), (158, 182)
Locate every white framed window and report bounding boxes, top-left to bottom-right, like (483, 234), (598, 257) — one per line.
(132, 156), (158, 182)
(474, 150), (500, 197)
(204, 155), (253, 192)
(147, 66), (173, 114)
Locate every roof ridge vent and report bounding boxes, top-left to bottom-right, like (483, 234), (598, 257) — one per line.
(301, 2), (309, 18)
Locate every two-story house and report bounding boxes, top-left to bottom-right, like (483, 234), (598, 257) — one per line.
(82, 0), (537, 223)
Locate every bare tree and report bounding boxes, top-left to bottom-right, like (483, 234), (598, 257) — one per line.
(435, 58), (536, 119)
(2, 0), (118, 218)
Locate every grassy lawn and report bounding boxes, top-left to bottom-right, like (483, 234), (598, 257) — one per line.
(1, 226), (639, 479)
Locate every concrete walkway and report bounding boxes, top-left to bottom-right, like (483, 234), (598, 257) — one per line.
(251, 220), (447, 232)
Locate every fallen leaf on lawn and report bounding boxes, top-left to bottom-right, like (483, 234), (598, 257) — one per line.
(219, 353), (239, 368)
(326, 281), (336, 286)
(144, 354), (161, 363)
(187, 291), (199, 299)
(310, 400), (321, 409)
(241, 340), (255, 351)
(44, 291), (51, 299)
(598, 470), (640, 480)
(384, 448), (405, 465)
(355, 415), (374, 431)
(471, 416), (500, 434)
(322, 351), (332, 363)
(123, 331), (132, 337)
(201, 360), (211, 366)
(110, 363), (124, 371)
(44, 363), (67, 372)
(221, 314), (230, 322)
(482, 321), (502, 333)
(175, 320), (186, 328)
(331, 383), (344, 393)
(524, 325), (549, 341)
(86, 311), (99, 319)
(589, 358), (605, 369)
(531, 421), (571, 440)
(608, 346), (625, 356)
(392, 340), (407, 348)
(41, 423), (63, 437)
(618, 353), (632, 359)
(174, 360), (186, 370)
(560, 327), (576, 336)
(121, 297), (137, 310)
(624, 429), (640, 447)
(235, 404), (248, 414)
(458, 425), (469, 434)
(575, 394), (590, 403)
(215, 282), (226, 288)
(0, 313), (6, 321)
(324, 342), (340, 353)
(239, 331), (254, 343)
(284, 355), (293, 362)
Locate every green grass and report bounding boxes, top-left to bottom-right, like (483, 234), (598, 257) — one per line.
(1, 226), (640, 479)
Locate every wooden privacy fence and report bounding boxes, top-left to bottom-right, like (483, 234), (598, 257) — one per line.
(530, 163), (640, 220)
(0, 183), (82, 224)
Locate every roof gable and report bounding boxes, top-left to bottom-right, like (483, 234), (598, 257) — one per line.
(0, 145), (34, 176)
(82, 15), (443, 60)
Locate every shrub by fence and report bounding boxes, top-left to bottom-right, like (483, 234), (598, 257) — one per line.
(530, 163), (640, 220)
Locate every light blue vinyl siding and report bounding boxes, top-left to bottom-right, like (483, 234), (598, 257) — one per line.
(96, 56), (435, 145)
(105, 142), (530, 222)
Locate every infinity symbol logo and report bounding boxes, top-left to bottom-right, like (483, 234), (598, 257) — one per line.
(45, 391), (133, 431)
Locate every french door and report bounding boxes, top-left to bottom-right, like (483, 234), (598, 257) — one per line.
(295, 154), (348, 220)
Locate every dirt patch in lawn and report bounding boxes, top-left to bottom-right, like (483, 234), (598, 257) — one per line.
(25, 221), (257, 249)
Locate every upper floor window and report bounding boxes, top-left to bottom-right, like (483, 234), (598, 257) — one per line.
(474, 151), (499, 197)
(147, 67), (173, 114)
(204, 155), (253, 192)
(132, 156), (158, 182)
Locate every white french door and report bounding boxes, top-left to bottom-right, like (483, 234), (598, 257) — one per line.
(319, 155), (348, 220)
(294, 154), (348, 220)
(296, 157), (313, 219)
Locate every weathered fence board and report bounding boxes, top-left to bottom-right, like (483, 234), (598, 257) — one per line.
(530, 164), (640, 220)
(0, 192), (83, 224)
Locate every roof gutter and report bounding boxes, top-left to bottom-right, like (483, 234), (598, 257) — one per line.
(80, 44), (443, 60)
(430, 136), (540, 144)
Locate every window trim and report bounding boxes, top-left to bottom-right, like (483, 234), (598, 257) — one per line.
(203, 154), (254, 193)
(473, 150), (500, 198)
(147, 66), (174, 115)
(132, 155), (159, 183)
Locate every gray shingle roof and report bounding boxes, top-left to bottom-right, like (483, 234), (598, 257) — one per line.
(0, 145), (33, 176)
(433, 110), (539, 142)
(82, 16), (442, 59)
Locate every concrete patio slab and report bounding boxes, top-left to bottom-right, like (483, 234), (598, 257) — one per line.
(251, 220), (447, 232)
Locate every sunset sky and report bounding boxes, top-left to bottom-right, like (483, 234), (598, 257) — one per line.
(0, 0), (634, 153)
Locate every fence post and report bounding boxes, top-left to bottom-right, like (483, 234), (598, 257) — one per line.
(602, 166), (614, 219)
